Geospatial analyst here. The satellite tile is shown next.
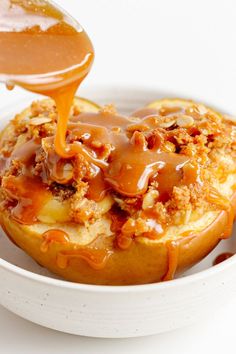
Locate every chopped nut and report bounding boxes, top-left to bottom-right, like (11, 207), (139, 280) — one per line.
(41, 137), (53, 152)
(30, 117), (52, 126)
(142, 190), (159, 210)
(131, 131), (147, 149)
(62, 163), (74, 182)
(197, 104), (208, 116)
(70, 197), (100, 224)
(176, 115), (194, 128)
(121, 217), (150, 237)
(163, 141), (176, 153)
(159, 119), (176, 128)
(159, 106), (181, 116)
(30, 101), (44, 116)
(127, 123), (149, 133)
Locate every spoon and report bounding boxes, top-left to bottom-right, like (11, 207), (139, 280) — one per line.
(0, 0), (94, 94)
(0, 0), (95, 159)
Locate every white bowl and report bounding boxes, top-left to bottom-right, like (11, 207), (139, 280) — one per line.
(0, 86), (236, 338)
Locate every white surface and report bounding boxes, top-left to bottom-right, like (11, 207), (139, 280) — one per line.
(0, 304), (234, 354)
(1, 0), (236, 352)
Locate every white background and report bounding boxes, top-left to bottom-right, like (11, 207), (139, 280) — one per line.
(1, 0), (236, 353)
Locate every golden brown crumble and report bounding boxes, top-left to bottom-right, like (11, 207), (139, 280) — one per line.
(0, 99), (235, 238)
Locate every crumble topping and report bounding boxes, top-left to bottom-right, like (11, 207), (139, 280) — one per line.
(0, 98), (235, 242)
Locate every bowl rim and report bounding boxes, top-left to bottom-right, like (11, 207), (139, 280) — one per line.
(1, 253), (236, 293)
(0, 86), (234, 293)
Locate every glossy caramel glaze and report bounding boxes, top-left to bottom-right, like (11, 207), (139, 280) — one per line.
(0, 110), (194, 224)
(57, 248), (112, 271)
(213, 252), (234, 265)
(2, 175), (51, 224)
(40, 229), (70, 253)
(0, 1), (94, 82)
(40, 229), (112, 271)
(162, 241), (179, 281)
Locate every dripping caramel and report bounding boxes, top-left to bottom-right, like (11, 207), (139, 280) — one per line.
(57, 248), (112, 271)
(2, 175), (51, 224)
(40, 229), (70, 253)
(162, 241), (179, 281)
(213, 252), (234, 266)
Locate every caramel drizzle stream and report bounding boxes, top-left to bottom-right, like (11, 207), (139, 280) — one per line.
(206, 187), (234, 239)
(56, 249), (112, 271)
(40, 229), (111, 271)
(40, 229), (70, 253)
(162, 240), (179, 281)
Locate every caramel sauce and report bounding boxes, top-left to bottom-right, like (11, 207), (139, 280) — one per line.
(116, 234), (133, 250)
(0, 0), (94, 159)
(86, 169), (108, 202)
(180, 230), (195, 237)
(152, 154), (189, 201)
(40, 229), (112, 270)
(162, 240), (179, 281)
(50, 111), (190, 199)
(213, 252), (234, 266)
(57, 248), (111, 271)
(40, 229), (70, 253)
(106, 146), (187, 197)
(182, 162), (202, 186)
(131, 108), (160, 119)
(2, 175), (50, 224)
(6, 82), (14, 91)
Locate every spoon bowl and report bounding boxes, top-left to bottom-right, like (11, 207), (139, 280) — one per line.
(0, 0), (94, 92)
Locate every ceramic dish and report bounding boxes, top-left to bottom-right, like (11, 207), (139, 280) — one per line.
(0, 86), (236, 338)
